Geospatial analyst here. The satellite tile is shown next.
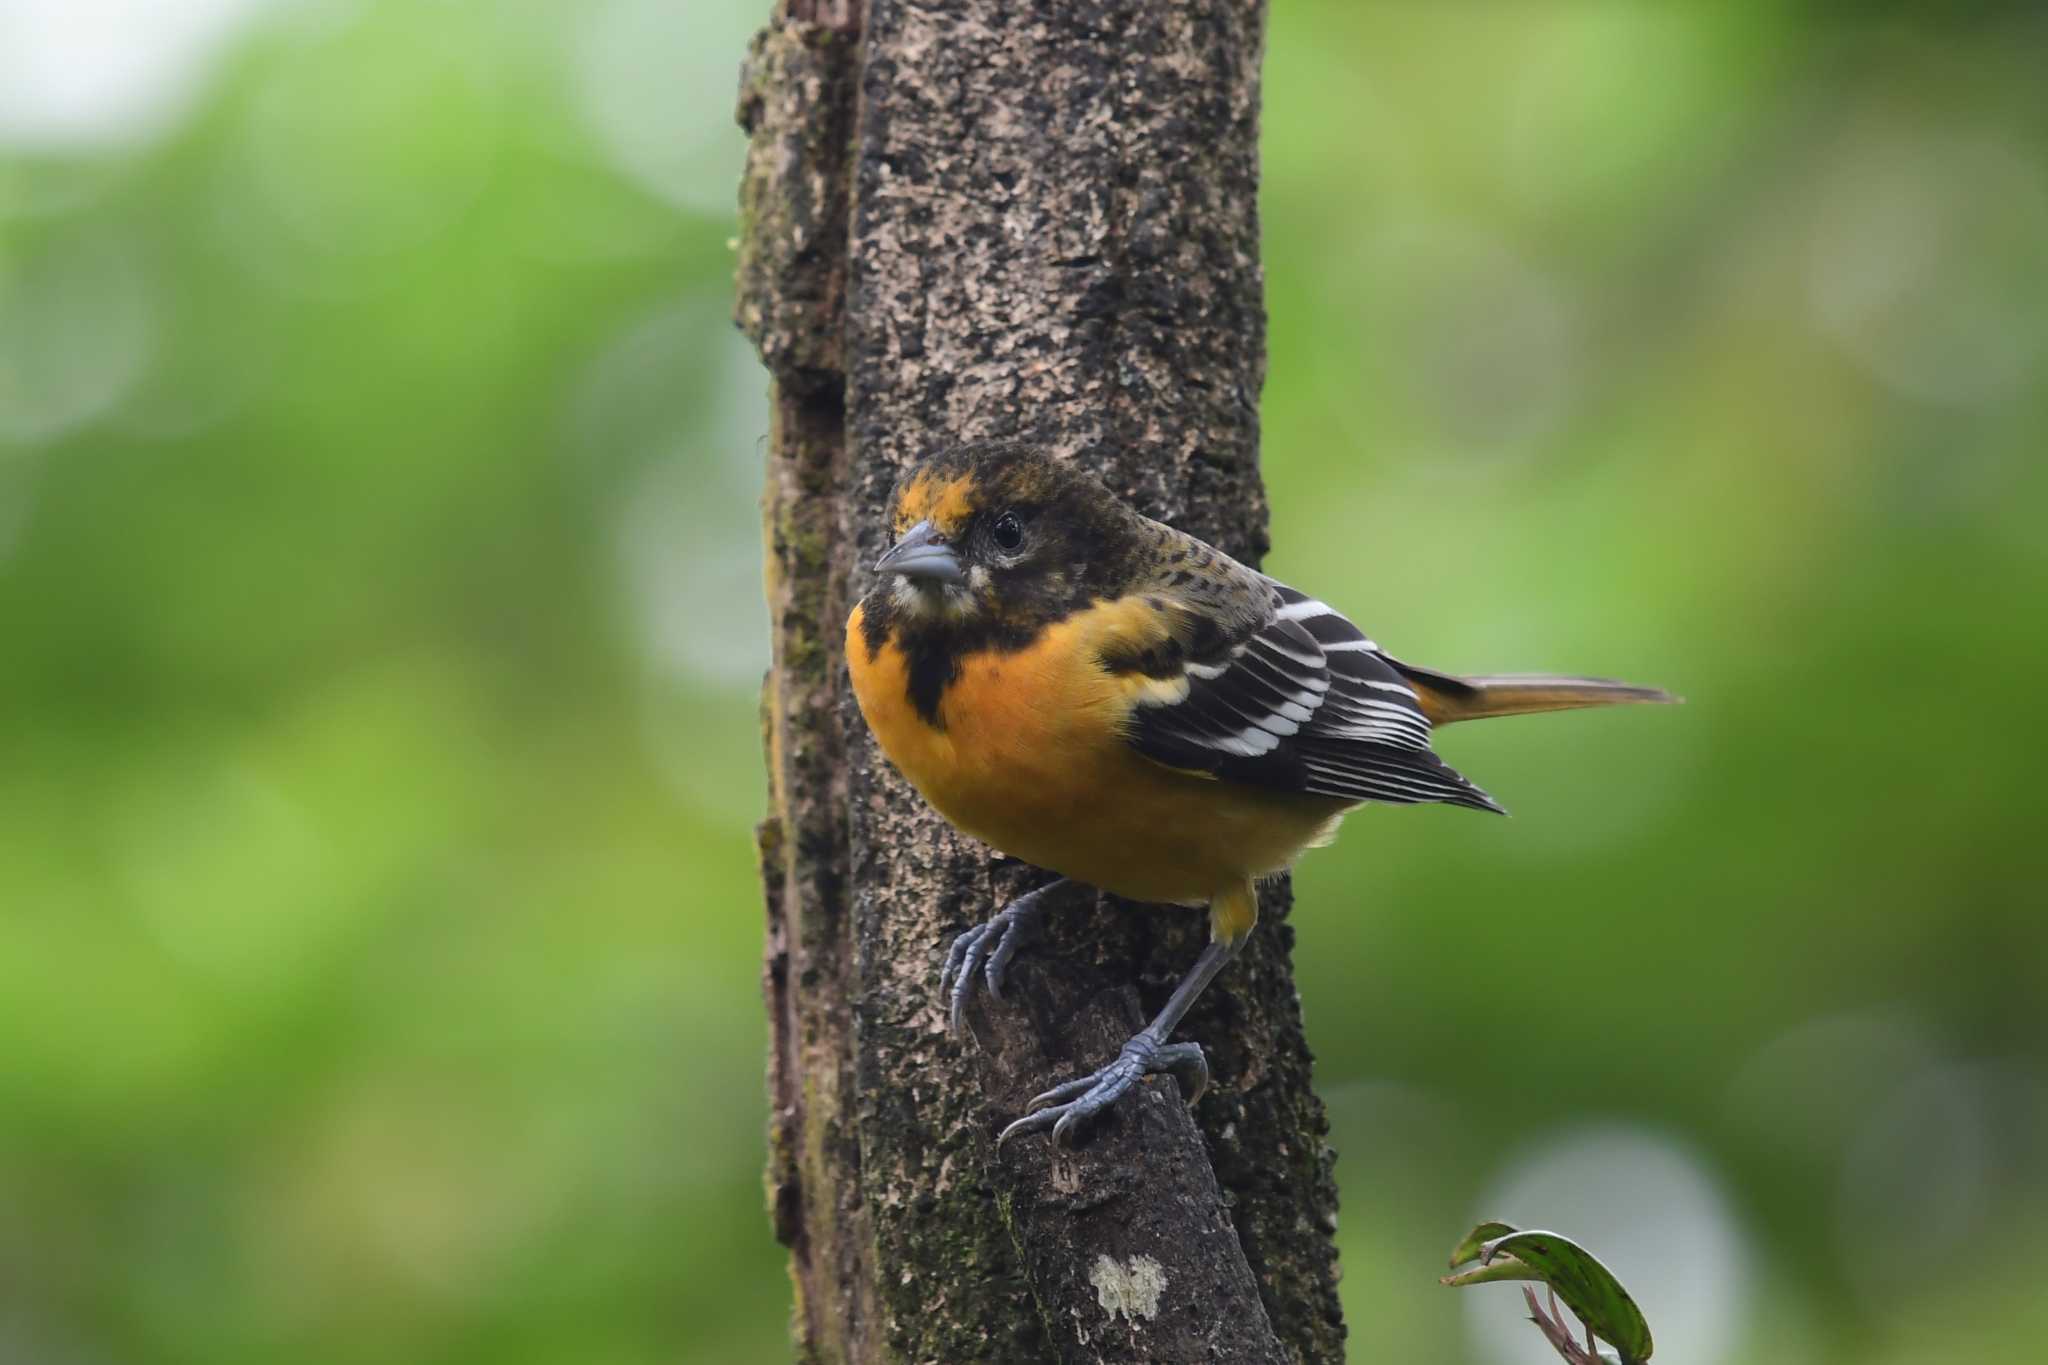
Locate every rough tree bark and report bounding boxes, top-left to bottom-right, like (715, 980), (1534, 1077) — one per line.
(737, 3), (1343, 1361)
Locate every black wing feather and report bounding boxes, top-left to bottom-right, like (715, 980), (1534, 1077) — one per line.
(1120, 581), (1504, 814)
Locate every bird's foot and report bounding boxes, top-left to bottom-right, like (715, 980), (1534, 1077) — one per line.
(939, 884), (1053, 1033)
(997, 1033), (1209, 1149)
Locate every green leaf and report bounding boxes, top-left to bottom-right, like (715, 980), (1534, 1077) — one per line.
(1478, 1229), (1653, 1364)
(1441, 1257), (1545, 1288)
(1447, 1220), (1521, 1269)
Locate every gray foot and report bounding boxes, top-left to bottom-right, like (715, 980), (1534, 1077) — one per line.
(997, 1033), (1210, 1149)
(938, 884), (1054, 1033)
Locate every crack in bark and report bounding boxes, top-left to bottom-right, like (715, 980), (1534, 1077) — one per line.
(742, 11), (873, 1361)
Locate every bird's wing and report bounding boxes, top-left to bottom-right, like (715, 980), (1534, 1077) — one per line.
(1104, 571), (1503, 813)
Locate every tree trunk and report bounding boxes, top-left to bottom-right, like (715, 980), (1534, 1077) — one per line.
(737, 3), (1343, 1361)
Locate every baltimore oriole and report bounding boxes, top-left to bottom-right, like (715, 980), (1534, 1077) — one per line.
(846, 443), (1673, 1146)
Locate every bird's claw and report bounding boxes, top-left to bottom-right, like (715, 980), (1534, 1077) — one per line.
(939, 890), (1049, 1033)
(997, 1036), (1208, 1149)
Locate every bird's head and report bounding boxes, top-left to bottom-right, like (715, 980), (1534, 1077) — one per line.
(873, 443), (1143, 631)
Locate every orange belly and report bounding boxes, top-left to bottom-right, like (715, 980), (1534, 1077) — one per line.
(845, 601), (1349, 905)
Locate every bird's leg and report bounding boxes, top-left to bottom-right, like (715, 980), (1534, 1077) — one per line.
(940, 877), (1067, 1033)
(996, 877), (1258, 1149)
(996, 936), (1241, 1148)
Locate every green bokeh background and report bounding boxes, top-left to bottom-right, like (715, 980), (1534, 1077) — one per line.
(3, 3), (2043, 1362)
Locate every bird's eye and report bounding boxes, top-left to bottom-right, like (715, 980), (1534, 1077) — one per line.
(991, 511), (1025, 552)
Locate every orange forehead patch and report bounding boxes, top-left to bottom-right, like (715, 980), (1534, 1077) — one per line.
(893, 472), (979, 535)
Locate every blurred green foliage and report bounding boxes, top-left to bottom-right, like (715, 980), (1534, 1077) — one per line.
(2, 2), (2043, 1363)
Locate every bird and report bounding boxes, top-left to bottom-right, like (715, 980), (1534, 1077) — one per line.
(844, 442), (1674, 1147)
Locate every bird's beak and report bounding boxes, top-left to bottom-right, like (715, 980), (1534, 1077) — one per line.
(875, 519), (965, 584)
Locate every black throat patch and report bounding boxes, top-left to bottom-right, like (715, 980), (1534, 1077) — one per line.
(860, 589), (1049, 729)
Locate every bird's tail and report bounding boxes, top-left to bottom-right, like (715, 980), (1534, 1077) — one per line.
(1389, 661), (1678, 727)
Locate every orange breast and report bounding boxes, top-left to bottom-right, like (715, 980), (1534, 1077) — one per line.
(844, 599), (1348, 905)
